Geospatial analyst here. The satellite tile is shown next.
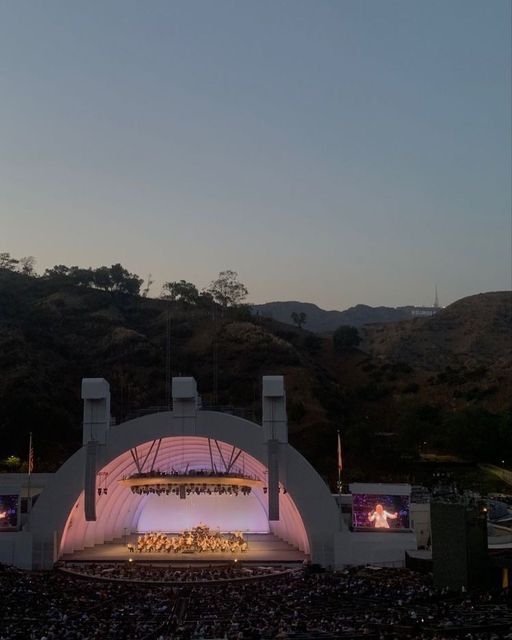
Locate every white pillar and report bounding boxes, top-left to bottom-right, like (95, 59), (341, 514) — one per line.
(81, 378), (110, 521)
(262, 376), (287, 521)
(172, 377), (198, 436)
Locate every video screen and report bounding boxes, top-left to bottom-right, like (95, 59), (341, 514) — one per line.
(352, 494), (410, 530)
(0, 495), (19, 530)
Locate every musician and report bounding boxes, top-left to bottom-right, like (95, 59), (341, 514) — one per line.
(368, 503), (398, 528)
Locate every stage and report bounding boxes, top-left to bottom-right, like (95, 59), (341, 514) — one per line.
(61, 533), (307, 564)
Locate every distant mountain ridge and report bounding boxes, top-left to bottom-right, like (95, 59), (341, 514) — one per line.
(252, 301), (437, 332)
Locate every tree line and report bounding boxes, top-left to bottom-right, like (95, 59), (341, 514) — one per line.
(0, 252), (248, 307)
(2, 251), (359, 340)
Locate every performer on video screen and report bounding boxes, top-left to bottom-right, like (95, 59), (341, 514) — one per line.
(368, 503), (398, 528)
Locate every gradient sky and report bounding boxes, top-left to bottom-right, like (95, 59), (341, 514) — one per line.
(1, 0), (510, 309)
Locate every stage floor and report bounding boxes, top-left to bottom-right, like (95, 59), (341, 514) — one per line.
(61, 533), (307, 564)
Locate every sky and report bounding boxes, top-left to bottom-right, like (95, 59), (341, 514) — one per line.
(1, 0), (510, 310)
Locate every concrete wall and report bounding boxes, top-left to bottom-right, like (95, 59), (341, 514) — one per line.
(410, 503), (431, 548)
(336, 531), (417, 567)
(0, 531), (33, 570)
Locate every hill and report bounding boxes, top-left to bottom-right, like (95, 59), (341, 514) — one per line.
(252, 301), (432, 332)
(0, 268), (510, 489)
(360, 292), (512, 372)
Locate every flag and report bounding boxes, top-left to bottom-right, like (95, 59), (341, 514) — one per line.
(337, 431), (343, 472)
(28, 433), (34, 475)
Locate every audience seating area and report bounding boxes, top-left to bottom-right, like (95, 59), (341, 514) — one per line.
(0, 563), (511, 640)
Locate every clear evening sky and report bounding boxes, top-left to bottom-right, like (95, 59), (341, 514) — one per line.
(1, 0), (510, 309)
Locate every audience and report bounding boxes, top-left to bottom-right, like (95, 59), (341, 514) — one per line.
(62, 562), (283, 584)
(1, 563), (511, 640)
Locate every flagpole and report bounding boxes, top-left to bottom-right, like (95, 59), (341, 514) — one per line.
(337, 430), (342, 495)
(27, 432), (32, 515)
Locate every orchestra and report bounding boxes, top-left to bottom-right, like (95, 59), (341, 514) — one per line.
(132, 524), (248, 554)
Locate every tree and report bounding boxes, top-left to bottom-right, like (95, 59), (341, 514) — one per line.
(90, 264), (143, 294)
(206, 270), (248, 307)
(197, 290), (215, 308)
(44, 263), (143, 294)
(92, 266), (112, 290)
(291, 311), (307, 329)
(333, 325), (361, 351)
(303, 333), (322, 353)
(0, 455), (22, 471)
(108, 263), (143, 295)
(142, 274), (154, 297)
(67, 266), (95, 287)
(0, 252), (18, 271)
(19, 256), (36, 276)
(44, 264), (72, 279)
(162, 280), (200, 305)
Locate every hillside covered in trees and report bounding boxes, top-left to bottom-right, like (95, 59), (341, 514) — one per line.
(0, 254), (510, 491)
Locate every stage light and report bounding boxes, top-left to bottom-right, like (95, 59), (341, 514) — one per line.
(121, 470), (262, 504)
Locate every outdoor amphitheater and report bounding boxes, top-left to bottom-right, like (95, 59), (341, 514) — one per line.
(1, 376), (511, 639)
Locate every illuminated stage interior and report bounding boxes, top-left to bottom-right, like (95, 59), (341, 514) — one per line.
(62, 533), (306, 564)
(60, 436), (309, 564)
